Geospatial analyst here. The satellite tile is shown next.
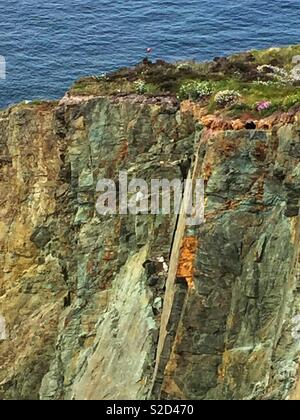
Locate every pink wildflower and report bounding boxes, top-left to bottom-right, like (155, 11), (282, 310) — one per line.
(256, 100), (271, 111)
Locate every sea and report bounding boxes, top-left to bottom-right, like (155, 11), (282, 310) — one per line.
(0, 0), (299, 108)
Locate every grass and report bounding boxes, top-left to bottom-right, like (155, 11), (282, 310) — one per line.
(68, 44), (300, 118)
(251, 44), (300, 70)
(204, 79), (300, 117)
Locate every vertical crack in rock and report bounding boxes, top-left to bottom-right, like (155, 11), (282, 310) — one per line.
(150, 166), (198, 399)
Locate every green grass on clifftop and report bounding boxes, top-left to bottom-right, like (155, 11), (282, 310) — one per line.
(69, 44), (300, 118)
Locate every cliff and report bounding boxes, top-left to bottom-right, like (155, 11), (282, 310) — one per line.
(0, 46), (300, 400)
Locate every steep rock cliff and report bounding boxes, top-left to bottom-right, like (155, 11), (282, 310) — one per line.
(0, 91), (300, 400)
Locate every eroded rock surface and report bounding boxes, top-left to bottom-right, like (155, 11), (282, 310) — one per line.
(0, 94), (300, 400)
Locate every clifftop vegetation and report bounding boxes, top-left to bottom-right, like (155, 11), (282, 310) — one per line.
(70, 44), (300, 119)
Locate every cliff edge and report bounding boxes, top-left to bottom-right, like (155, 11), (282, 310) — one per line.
(0, 45), (300, 400)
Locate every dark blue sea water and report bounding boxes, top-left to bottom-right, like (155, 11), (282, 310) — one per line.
(0, 0), (299, 108)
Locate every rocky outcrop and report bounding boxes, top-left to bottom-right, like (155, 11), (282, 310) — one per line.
(0, 92), (300, 400)
(153, 122), (300, 400)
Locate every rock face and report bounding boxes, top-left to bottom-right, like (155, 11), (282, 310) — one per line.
(0, 93), (300, 400)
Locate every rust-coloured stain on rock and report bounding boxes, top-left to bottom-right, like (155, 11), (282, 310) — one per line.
(103, 251), (115, 261)
(180, 100), (297, 131)
(176, 236), (198, 289)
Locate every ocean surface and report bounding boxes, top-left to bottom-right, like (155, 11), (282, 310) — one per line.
(0, 0), (299, 108)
